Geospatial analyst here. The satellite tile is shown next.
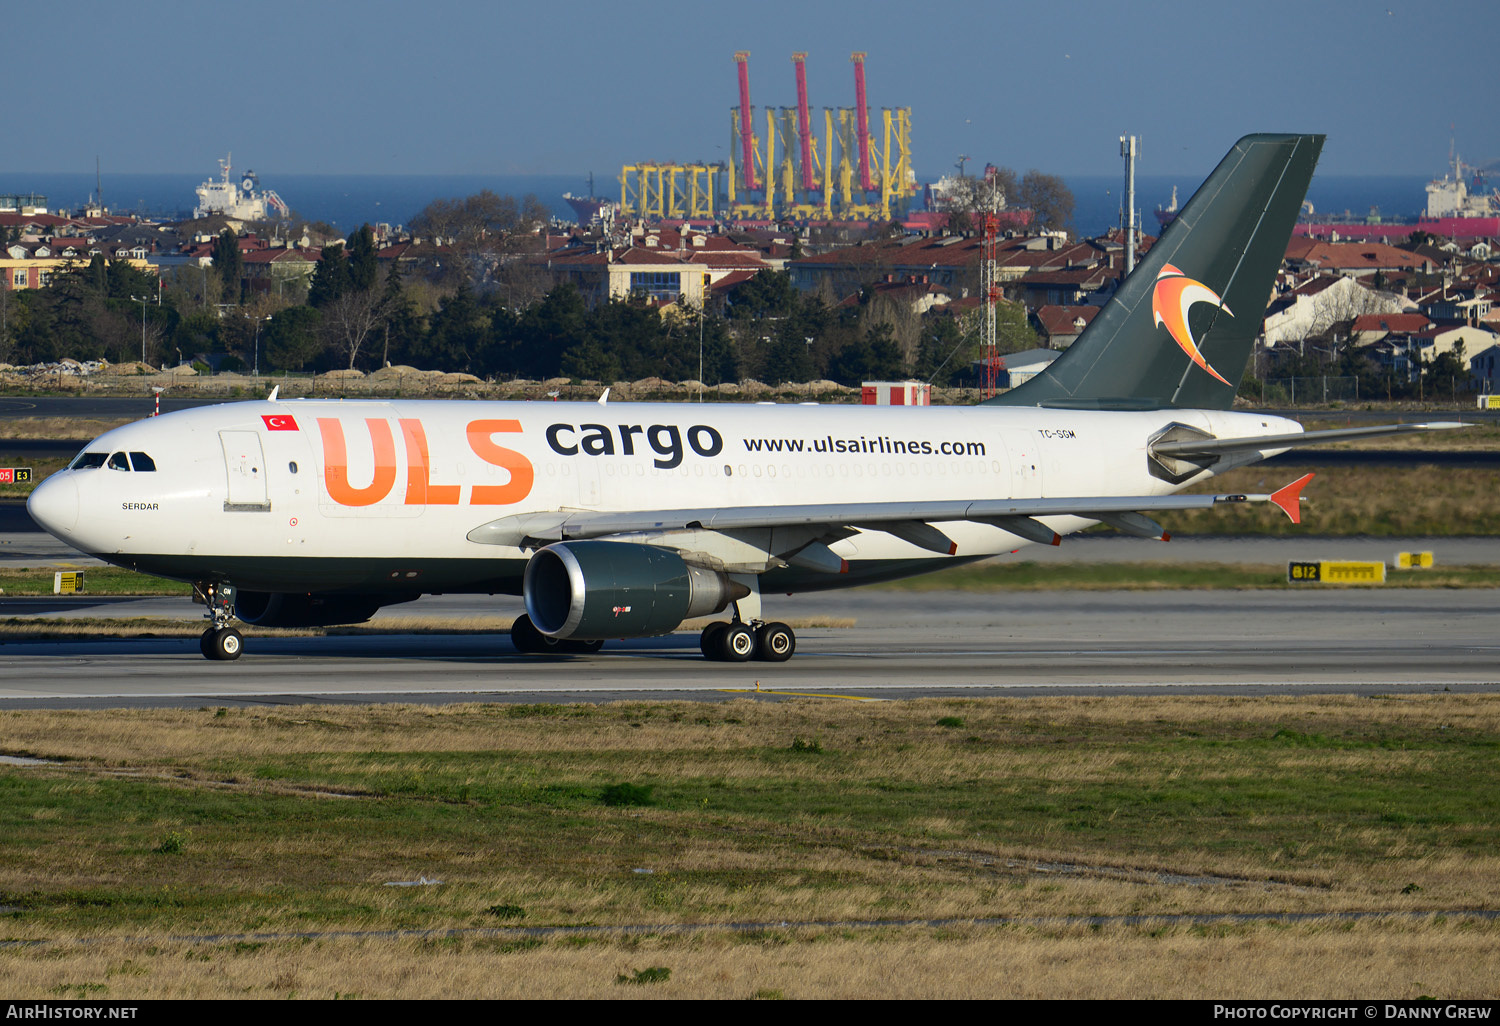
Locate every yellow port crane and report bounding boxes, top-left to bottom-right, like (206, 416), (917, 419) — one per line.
(618, 163), (719, 220)
(723, 51), (915, 222)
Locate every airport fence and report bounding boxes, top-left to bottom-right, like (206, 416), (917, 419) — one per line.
(1262, 376), (1358, 405)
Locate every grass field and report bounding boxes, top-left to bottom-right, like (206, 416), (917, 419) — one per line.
(1, 695), (1498, 998)
(1179, 463), (1500, 536)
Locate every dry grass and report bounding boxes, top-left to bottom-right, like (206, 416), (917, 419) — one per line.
(3, 695), (1500, 996)
(1299, 418), (1500, 451)
(0, 417), (134, 441)
(1182, 463), (1500, 535)
(11, 692), (1494, 763)
(1, 920), (1497, 999)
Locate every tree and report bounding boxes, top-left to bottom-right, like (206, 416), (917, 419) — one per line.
(308, 243), (350, 308)
(945, 210), (975, 235)
(505, 284), (588, 379)
(319, 286), (385, 369)
(994, 296), (1040, 354)
(0, 286), (13, 363)
(586, 297), (670, 380)
(829, 321), (905, 384)
(417, 283), (489, 371)
(913, 313), (971, 386)
(411, 189), (548, 289)
(168, 263), (222, 311)
(376, 260), (418, 367)
(263, 306), (323, 371)
(87, 254), (109, 295)
(212, 230), (242, 300)
(728, 269), (797, 320)
(1017, 171), (1075, 232)
(760, 323), (817, 384)
(346, 224), (379, 292)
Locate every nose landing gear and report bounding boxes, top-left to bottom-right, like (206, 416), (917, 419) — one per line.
(509, 614), (605, 655)
(197, 581), (244, 661)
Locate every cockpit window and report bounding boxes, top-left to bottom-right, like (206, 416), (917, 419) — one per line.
(70, 452), (107, 470)
(107, 452), (130, 471)
(129, 452), (156, 472)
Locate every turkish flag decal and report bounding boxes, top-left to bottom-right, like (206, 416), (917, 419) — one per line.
(262, 414), (299, 432)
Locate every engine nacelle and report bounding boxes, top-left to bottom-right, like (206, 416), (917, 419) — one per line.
(524, 541), (745, 640)
(234, 591), (384, 628)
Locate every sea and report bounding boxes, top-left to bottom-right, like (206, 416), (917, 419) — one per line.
(0, 169), (1434, 238)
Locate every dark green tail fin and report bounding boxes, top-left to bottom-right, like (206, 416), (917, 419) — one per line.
(989, 133), (1323, 410)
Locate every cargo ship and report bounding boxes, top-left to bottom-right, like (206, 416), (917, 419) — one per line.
(193, 155), (290, 222)
(562, 172), (617, 226)
(1294, 150), (1500, 242)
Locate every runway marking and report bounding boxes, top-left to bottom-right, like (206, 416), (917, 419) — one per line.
(717, 686), (881, 701)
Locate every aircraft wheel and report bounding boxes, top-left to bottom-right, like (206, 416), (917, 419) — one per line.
(700, 621), (729, 661)
(510, 614), (552, 654)
(564, 638), (605, 654)
(719, 622), (756, 662)
(205, 627), (243, 662)
(755, 622), (796, 662)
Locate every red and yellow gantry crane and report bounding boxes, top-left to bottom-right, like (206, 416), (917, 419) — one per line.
(721, 51), (915, 223)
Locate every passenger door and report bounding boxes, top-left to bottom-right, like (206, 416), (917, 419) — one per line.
(219, 430), (270, 511)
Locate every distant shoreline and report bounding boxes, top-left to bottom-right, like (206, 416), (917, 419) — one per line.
(0, 170), (1433, 237)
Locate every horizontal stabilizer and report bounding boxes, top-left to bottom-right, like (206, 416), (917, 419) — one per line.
(1152, 421), (1468, 458)
(1270, 472), (1314, 524)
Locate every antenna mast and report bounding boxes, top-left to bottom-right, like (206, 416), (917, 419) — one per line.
(981, 172), (1002, 399)
(1120, 134), (1138, 274)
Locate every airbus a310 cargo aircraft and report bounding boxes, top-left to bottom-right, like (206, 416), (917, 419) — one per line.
(26, 134), (1459, 662)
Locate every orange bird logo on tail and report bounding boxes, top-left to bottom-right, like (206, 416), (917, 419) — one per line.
(1152, 263), (1233, 386)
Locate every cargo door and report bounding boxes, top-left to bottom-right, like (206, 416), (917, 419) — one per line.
(220, 430), (270, 511)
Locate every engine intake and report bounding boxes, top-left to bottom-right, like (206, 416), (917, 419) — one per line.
(234, 591), (385, 628)
(524, 541), (745, 640)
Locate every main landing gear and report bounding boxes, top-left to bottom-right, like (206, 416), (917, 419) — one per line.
(198, 581), (243, 661)
(699, 618), (795, 663)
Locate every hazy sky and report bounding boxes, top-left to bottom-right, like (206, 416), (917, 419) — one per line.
(8, 0), (1496, 181)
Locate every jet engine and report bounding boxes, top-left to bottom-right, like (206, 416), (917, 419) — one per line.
(234, 591), (386, 628)
(524, 541), (746, 640)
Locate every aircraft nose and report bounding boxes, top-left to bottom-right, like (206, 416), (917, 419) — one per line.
(26, 473), (79, 537)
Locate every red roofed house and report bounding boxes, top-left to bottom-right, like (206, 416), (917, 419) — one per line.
(1263, 274), (1409, 345)
(241, 248), (318, 298)
(1286, 240), (1440, 278)
(1351, 312), (1435, 345)
(1032, 305), (1101, 348)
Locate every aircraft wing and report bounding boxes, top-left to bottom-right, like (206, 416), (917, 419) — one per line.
(467, 474), (1315, 551)
(1151, 421), (1466, 458)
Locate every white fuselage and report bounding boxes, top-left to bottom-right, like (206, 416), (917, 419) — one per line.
(27, 398), (1300, 596)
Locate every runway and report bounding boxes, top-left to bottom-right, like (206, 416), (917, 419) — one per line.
(2, 590), (1496, 707)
